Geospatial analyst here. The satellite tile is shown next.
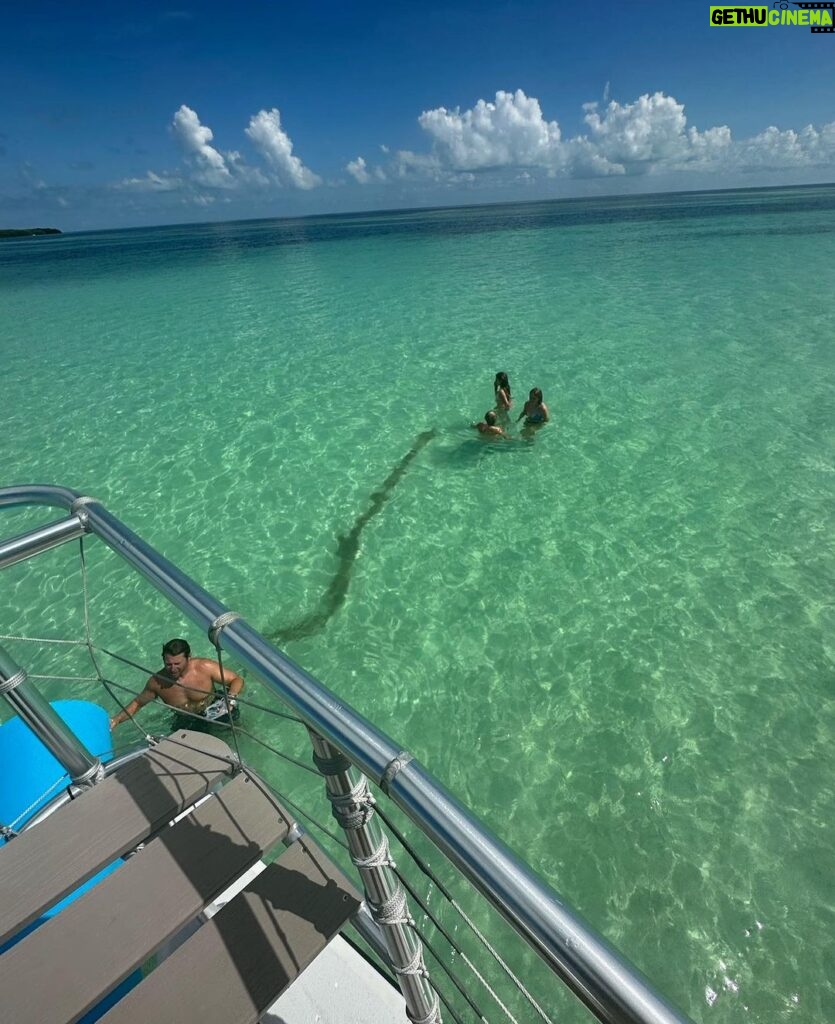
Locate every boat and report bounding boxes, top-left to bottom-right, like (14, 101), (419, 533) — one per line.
(0, 484), (695, 1024)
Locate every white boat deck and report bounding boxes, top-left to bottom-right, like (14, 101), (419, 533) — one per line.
(265, 936), (406, 1023)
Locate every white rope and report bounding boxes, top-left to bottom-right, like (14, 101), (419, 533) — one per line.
(353, 833), (396, 871)
(30, 674), (100, 682)
(0, 634), (89, 645)
(0, 668), (26, 695)
(391, 939), (428, 979)
(9, 774), (69, 831)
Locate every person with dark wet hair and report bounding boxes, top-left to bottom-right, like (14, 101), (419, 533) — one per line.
(493, 372), (512, 416)
(110, 638), (244, 729)
(472, 410), (511, 439)
(517, 387), (549, 426)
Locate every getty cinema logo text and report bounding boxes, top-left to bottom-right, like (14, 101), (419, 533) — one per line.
(710, 2), (834, 31)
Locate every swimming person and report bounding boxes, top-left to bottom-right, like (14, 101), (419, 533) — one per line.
(493, 372), (512, 417)
(473, 410), (511, 439)
(110, 637), (244, 729)
(517, 387), (549, 426)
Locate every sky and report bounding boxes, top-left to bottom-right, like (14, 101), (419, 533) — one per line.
(1, 0), (833, 231)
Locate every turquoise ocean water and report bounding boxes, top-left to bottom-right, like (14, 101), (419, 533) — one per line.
(2, 186), (834, 1022)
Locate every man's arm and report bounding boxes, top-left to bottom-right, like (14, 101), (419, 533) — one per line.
(110, 680), (157, 730)
(209, 661), (244, 698)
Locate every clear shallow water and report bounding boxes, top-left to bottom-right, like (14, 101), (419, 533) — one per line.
(2, 186), (834, 1022)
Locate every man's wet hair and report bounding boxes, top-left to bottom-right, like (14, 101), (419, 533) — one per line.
(485, 411), (498, 426)
(162, 638), (191, 658)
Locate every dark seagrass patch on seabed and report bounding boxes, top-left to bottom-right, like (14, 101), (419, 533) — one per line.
(267, 429), (438, 644)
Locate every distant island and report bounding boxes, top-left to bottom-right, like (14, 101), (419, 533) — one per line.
(0, 228), (62, 238)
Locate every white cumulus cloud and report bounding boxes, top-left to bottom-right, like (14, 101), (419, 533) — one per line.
(140, 104), (319, 195)
(583, 92), (690, 167)
(245, 108), (321, 189)
(225, 149), (271, 186)
(418, 89), (562, 171)
(171, 105), (234, 187)
(581, 93), (736, 173)
(735, 122), (835, 169)
(347, 88), (835, 188)
(117, 170), (181, 192)
(346, 156), (387, 184)
(391, 150), (445, 179)
(346, 156), (371, 183)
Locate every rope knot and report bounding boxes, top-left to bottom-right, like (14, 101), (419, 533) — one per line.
(208, 612), (242, 648)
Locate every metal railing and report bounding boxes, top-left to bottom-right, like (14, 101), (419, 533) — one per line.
(0, 484), (694, 1024)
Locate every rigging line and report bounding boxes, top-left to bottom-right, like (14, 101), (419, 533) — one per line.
(9, 774), (69, 831)
(215, 691), (302, 722)
(98, 675), (152, 742)
(265, 787), (350, 852)
(169, 720), (350, 843)
(30, 674), (100, 682)
(160, 726), (338, 835)
(391, 861), (462, 955)
(100, 671), (303, 729)
(375, 804), (554, 1024)
(78, 536), (148, 744)
(151, 730), (240, 770)
(389, 863), (493, 1023)
(455, 905), (551, 1024)
(340, 927), (456, 1024)
(458, 948), (521, 1024)
(428, 984), (464, 1024)
(99, 675), (315, 774)
(233, 725), (320, 776)
(266, 428), (438, 645)
(219, 694), (302, 723)
(0, 634), (90, 645)
(218, 693), (302, 723)
(412, 921), (485, 1024)
(208, 632), (243, 767)
(376, 803), (453, 901)
(96, 645), (303, 723)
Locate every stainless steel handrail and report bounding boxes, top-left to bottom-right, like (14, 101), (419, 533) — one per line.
(0, 513), (87, 569)
(0, 484), (694, 1024)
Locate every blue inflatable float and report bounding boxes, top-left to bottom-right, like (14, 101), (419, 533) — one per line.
(0, 700), (139, 1020)
(0, 698), (113, 833)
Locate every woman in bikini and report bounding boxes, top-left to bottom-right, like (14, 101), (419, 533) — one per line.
(517, 387), (549, 428)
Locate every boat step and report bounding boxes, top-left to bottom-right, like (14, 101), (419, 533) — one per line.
(0, 765), (301, 1023)
(98, 836), (361, 1024)
(0, 730), (235, 947)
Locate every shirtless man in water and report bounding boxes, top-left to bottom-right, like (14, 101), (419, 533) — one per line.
(472, 410), (512, 439)
(110, 638), (244, 729)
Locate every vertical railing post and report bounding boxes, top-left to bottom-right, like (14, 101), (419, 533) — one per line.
(0, 646), (103, 789)
(308, 729), (442, 1024)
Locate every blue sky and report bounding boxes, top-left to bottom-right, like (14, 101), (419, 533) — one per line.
(1, 0), (833, 231)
